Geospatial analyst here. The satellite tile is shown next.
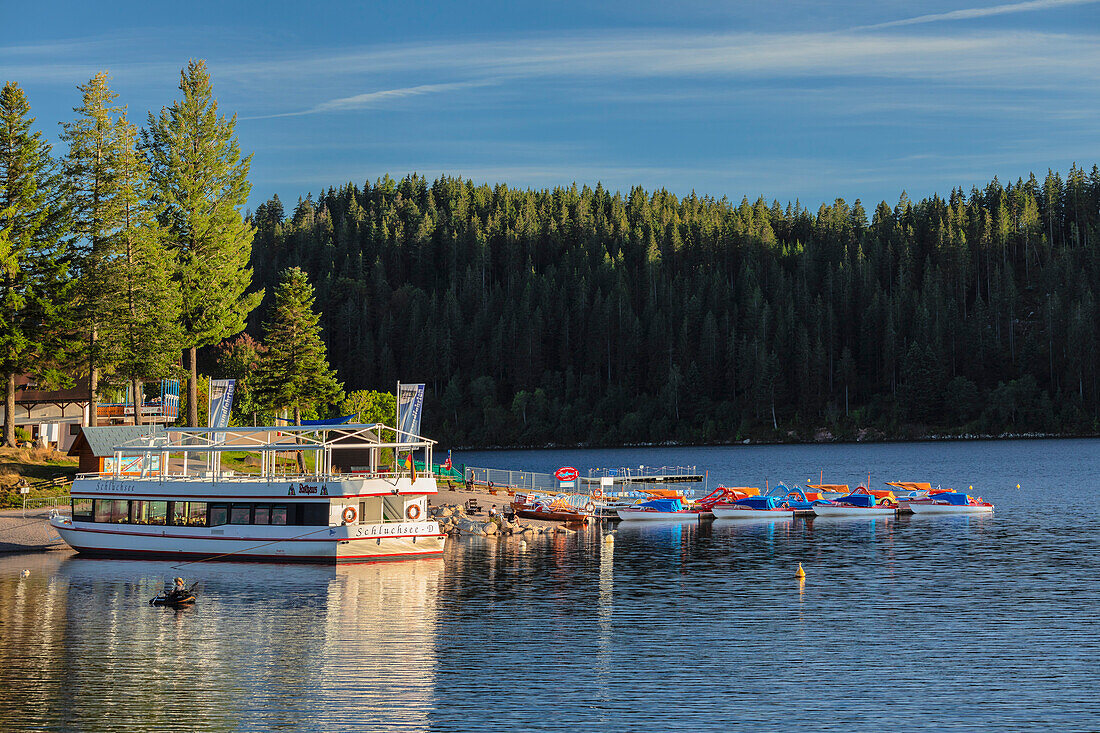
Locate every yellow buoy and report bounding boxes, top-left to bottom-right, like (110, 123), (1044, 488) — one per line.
(796, 562), (805, 578)
(1017, 484), (1021, 489)
(604, 534), (614, 544)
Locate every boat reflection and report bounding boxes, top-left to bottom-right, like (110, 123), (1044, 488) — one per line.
(0, 553), (443, 732)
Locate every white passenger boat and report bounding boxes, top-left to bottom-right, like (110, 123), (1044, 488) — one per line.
(49, 424), (446, 564)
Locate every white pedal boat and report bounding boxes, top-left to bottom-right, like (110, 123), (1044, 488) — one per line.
(908, 492), (993, 515)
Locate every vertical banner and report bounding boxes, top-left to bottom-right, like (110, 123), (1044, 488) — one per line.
(396, 383), (425, 439)
(208, 379), (236, 442)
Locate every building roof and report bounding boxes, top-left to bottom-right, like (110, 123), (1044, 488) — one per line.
(68, 425), (164, 457)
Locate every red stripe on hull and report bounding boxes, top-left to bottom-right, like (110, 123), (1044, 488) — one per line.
(58, 524), (439, 541)
(68, 545), (444, 565)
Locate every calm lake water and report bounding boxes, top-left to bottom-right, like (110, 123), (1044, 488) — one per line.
(1, 439), (1098, 732)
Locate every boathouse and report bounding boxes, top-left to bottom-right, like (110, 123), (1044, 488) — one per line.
(67, 426), (164, 474)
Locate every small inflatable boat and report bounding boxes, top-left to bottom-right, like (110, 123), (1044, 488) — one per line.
(150, 583), (198, 608)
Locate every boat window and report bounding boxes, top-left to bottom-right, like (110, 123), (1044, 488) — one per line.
(187, 502), (208, 527)
(94, 499), (129, 523)
(132, 500), (168, 525)
(301, 503), (329, 526)
(131, 500), (149, 524)
(72, 499), (93, 522)
(359, 500), (366, 524)
(230, 504), (251, 524)
(383, 496), (404, 522)
(169, 502), (187, 526)
(208, 504), (228, 527)
(271, 505), (288, 526)
(254, 505), (271, 525)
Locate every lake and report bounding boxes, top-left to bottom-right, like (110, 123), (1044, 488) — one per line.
(1, 439), (1098, 731)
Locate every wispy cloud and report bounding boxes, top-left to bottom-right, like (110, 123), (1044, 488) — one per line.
(244, 80), (491, 119)
(219, 29), (1100, 90)
(858, 0), (1099, 30)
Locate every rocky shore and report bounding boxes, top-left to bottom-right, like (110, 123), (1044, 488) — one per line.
(429, 485), (584, 537)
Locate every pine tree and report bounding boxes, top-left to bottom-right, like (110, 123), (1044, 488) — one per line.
(144, 59), (262, 426)
(110, 113), (183, 424)
(251, 267), (342, 425)
(0, 83), (72, 447)
(60, 72), (124, 426)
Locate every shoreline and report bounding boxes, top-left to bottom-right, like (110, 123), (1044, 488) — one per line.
(443, 431), (1099, 452)
(0, 508), (69, 554)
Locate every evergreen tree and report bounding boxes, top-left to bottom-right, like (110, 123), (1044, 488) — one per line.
(251, 267), (342, 426)
(144, 59), (262, 427)
(0, 83), (71, 447)
(109, 113), (183, 424)
(60, 72), (123, 426)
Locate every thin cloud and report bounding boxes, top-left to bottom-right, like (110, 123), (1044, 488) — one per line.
(858, 0), (1098, 29)
(243, 80), (490, 119)
(219, 30), (1100, 89)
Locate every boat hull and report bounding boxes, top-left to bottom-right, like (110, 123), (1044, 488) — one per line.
(50, 517), (446, 564)
(616, 509), (702, 522)
(812, 506), (895, 517)
(514, 508), (590, 523)
(712, 507), (794, 520)
(908, 503), (993, 515)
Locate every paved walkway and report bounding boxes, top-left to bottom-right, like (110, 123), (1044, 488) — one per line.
(0, 507), (68, 553)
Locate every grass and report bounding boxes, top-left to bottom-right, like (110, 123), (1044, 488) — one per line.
(0, 447), (78, 508)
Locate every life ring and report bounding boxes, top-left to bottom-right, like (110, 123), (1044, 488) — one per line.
(879, 497), (897, 507)
(342, 506), (357, 523)
(406, 504), (421, 520)
(592, 486), (603, 499)
(584, 502), (595, 513)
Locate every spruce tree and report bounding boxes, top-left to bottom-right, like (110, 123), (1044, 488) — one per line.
(60, 72), (124, 426)
(143, 59), (262, 426)
(110, 113), (183, 424)
(0, 83), (71, 447)
(251, 267), (343, 426)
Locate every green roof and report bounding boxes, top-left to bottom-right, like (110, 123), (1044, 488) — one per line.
(75, 425), (164, 457)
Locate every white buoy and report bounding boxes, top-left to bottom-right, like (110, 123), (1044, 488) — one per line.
(519, 540), (527, 551)
(20, 569), (29, 577)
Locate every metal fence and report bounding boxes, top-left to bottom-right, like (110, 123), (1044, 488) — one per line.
(464, 467), (561, 493)
(586, 465), (698, 479)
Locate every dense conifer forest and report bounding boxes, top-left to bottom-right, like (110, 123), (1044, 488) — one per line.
(243, 166), (1100, 446)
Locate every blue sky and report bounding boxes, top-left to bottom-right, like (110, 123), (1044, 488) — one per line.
(3, 0), (1098, 211)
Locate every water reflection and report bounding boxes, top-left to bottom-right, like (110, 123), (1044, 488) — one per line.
(4, 432), (1100, 732)
(0, 554), (442, 732)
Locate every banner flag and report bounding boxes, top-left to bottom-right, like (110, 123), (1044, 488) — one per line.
(208, 379), (236, 442)
(396, 383), (425, 439)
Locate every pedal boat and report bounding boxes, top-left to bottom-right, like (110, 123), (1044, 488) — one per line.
(908, 491), (993, 515)
(812, 489), (897, 517)
(617, 498), (704, 522)
(712, 496), (794, 520)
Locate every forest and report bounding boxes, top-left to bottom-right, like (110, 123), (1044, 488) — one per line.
(239, 165), (1100, 446)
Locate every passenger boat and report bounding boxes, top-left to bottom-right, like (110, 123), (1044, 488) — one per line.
(908, 492), (994, 515)
(49, 424), (446, 564)
(712, 496), (794, 520)
(811, 489), (897, 517)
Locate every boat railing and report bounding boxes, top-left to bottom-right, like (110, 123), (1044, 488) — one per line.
(74, 469), (435, 482)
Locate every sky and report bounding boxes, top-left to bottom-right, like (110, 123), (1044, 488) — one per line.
(3, 0), (1099, 212)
